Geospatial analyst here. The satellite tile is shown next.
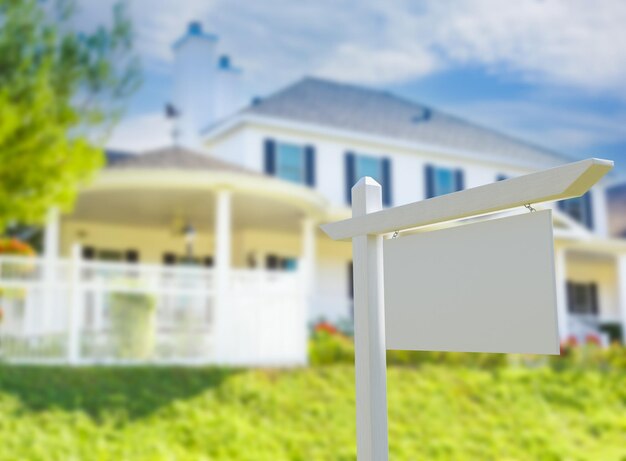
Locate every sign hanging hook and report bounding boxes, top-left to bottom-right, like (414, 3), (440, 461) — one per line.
(524, 203), (536, 213)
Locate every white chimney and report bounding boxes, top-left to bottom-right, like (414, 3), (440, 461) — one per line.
(215, 55), (244, 120)
(172, 22), (218, 147)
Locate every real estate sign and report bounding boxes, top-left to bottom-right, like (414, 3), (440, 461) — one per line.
(321, 158), (613, 461)
(384, 210), (559, 354)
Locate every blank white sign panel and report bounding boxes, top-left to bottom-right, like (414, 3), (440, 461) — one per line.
(384, 210), (559, 354)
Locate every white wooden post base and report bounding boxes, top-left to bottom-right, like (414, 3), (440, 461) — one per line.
(351, 178), (388, 461)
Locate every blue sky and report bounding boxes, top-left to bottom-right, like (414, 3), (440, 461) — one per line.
(79, 0), (626, 173)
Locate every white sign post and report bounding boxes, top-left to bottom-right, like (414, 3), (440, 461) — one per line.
(321, 158), (613, 461)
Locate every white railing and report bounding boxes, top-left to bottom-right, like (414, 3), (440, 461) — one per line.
(0, 256), (306, 366)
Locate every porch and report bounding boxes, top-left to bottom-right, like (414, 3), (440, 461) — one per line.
(0, 148), (344, 365)
(0, 254), (305, 365)
(555, 239), (626, 344)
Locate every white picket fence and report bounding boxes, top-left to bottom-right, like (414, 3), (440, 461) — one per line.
(0, 255), (307, 366)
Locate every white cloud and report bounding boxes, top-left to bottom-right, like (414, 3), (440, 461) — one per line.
(75, 0), (626, 95)
(73, 0), (218, 72)
(316, 44), (439, 84)
(72, 0), (626, 154)
(444, 99), (626, 154)
(427, 0), (626, 94)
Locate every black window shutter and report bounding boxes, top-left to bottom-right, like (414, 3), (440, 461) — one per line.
(305, 145), (316, 187)
(382, 157), (392, 206)
(345, 152), (355, 204)
(264, 139), (276, 175)
(584, 192), (594, 230)
(589, 282), (599, 315)
(266, 254), (279, 270)
(557, 200), (566, 211)
(455, 169), (465, 191)
(348, 262), (354, 300)
(125, 250), (139, 263)
(566, 281), (574, 313)
(425, 164), (435, 199)
(82, 246), (95, 260)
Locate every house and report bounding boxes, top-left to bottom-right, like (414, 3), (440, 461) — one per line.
(1, 22), (625, 366)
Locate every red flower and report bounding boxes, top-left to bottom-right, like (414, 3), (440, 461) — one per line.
(314, 321), (339, 335)
(0, 238), (35, 257)
(585, 334), (601, 346)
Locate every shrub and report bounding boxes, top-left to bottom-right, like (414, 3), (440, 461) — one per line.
(309, 327), (354, 365)
(109, 292), (156, 360)
(309, 321), (626, 371)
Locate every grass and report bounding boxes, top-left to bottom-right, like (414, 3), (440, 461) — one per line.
(0, 362), (624, 460)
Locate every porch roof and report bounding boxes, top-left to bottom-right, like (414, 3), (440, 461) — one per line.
(105, 146), (259, 175)
(67, 147), (333, 233)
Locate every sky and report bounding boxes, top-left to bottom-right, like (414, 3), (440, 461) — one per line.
(77, 0), (626, 174)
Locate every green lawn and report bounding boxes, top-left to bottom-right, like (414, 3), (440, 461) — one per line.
(0, 361), (624, 460)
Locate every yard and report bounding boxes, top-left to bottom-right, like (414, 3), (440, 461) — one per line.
(0, 343), (625, 460)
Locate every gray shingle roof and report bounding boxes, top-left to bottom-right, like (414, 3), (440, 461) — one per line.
(105, 146), (258, 175)
(244, 77), (575, 168)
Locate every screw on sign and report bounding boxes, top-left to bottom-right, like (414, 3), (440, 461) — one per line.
(321, 158), (613, 461)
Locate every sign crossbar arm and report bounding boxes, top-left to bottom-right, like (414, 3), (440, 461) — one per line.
(321, 158), (613, 240)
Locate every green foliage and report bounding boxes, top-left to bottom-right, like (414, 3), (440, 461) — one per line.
(600, 323), (623, 343)
(0, 363), (624, 460)
(108, 292), (156, 359)
(309, 329), (626, 371)
(0, 0), (140, 230)
(308, 330), (354, 365)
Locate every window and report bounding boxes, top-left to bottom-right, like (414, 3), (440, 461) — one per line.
(265, 254), (297, 271)
(264, 139), (315, 187)
(95, 249), (123, 262)
(82, 247), (139, 263)
(276, 143), (306, 183)
(567, 281), (598, 315)
(558, 192), (593, 229)
(425, 165), (464, 198)
(355, 155), (382, 181)
(162, 253), (212, 266)
(345, 152), (392, 206)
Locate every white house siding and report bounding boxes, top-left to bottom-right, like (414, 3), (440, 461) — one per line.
(204, 120), (622, 333)
(205, 128), (250, 166)
(207, 123), (535, 210)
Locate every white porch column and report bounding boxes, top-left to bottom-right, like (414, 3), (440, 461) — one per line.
(616, 254), (626, 343)
(42, 207), (60, 334)
(301, 218), (316, 300)
(299, 218), (316, 363)
(43, 207), (60, 263)
(555, 247), (569, 340)
(67, 243), (82, 364)
(214, 189), (232, 363)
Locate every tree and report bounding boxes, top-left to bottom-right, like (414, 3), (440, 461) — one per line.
(0, 0), (140, 231)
